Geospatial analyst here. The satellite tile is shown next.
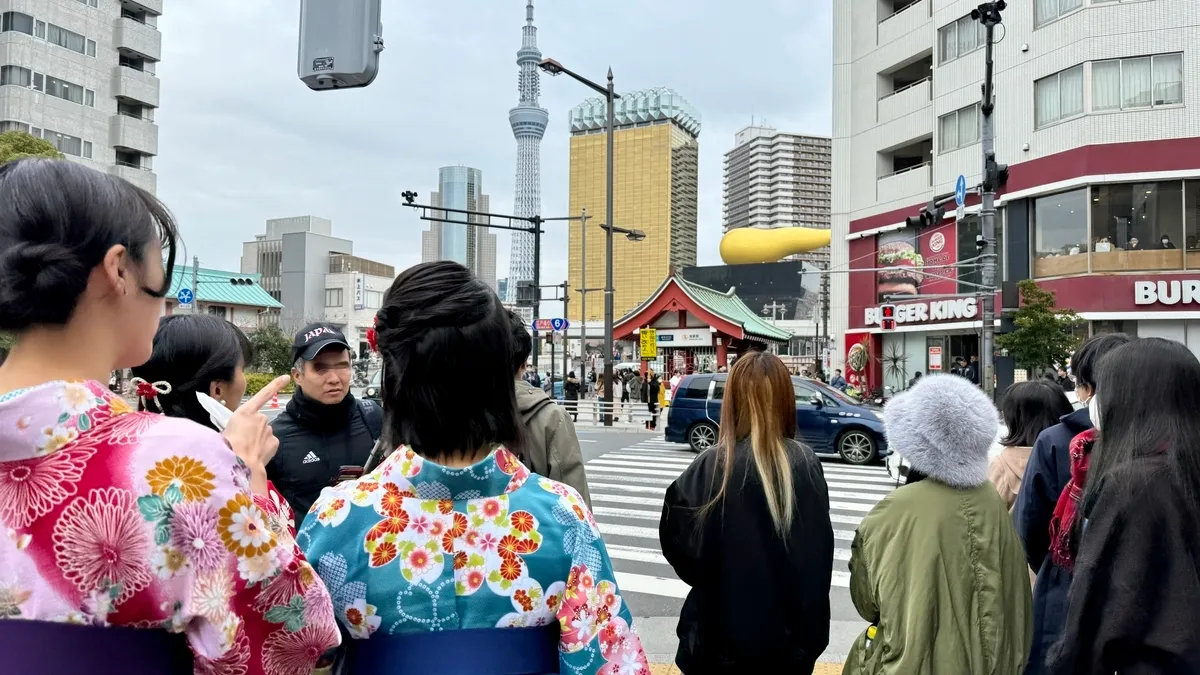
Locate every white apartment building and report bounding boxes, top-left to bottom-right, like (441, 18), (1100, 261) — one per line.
(723, 124), (832, 265)
(0, 0), (160, 193)
(832, 0), (1200, 380)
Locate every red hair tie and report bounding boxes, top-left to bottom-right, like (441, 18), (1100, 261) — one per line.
(129, 377), (172, 413)
(366, 316), (381, 353)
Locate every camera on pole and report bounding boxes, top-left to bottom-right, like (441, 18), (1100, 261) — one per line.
(298, 0), (384, 91)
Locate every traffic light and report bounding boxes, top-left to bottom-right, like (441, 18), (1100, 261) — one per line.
(880, 304), (897, 331)
(298, 0), (384, 91)
(515, 281), (537, 307)
(228, 277), (254, 286)
(982, 151), (1009, 193)
(904, 200), (946, 229)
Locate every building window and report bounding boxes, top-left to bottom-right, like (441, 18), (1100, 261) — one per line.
(1035, 0), (1083, 27)
(44, 75), (86, 105)
(43, 129), (85, 157)
(82, 141), (92, 159)
(1034, 65), (1084, 128)
(207, 306), (227, 319)
(957, 214), (1005, 293)
(1091, 181), (1183, 272)
(1093, 53), (1183, 111)
(85, 89), (94, 107)
(938, 15), (985, 65)
(0, 120), (29, 133)
(0, 12), (34, 35)
(325, 288), (343, 308)
(46, 24), (87, 55)
(1032, 188), (1089, 278)
(34, 20), (45, 39)
(938, 104), (979, 153)
(86, 39), (96, 57)
(0, 65), (31, 87)
(32, 73), (42, 92)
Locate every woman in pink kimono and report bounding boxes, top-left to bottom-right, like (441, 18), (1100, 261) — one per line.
(0, 159), (339, 675)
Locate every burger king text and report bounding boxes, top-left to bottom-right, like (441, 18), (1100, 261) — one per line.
(865, 297), (978, 326)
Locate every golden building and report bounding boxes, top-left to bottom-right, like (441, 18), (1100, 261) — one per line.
(567, 88), (700, 324)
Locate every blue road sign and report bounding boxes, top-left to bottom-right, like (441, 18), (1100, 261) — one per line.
(550, 317), (569, 332)
(176, 288), (194, 305)
(955, 175), (968, 206)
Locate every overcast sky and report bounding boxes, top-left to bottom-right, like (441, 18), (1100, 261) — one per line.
(155, 0), (832, 315)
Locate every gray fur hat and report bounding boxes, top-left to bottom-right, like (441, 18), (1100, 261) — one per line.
(882, 373), (999, 488)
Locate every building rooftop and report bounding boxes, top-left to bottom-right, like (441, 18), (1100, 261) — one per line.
(166, 266), (282, 309)
(568, 87), (701, 137)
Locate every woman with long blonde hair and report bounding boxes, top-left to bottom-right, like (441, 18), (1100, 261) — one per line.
(659, 350), (834, 674)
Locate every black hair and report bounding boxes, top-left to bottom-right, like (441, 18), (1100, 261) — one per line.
(131, 315), (252, 431)
(1085, 338), (1200, 516)
(0, 158), (178, 331)
(508, 310), (533, 375)
(376, 261), (521, 462)
(1000, 379), (1073, 447)
(1070, 332), (1132, 391)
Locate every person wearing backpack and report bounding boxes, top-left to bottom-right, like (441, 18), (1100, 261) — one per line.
(267, 323), (383, 523)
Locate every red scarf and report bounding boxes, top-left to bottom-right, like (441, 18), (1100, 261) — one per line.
(1048, 428), (1095, 571)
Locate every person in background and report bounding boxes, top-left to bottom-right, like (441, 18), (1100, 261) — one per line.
(829, 369), (847, 391)
(300, 261), (646, 673)
(509, 313), (590, 506)
(844, 374), (1031, 674)
(1160, 233), (1177, 249)
(644, 370), (662, 430)
(1013, 333), (1131, 675)
(967, 354), (981, 385)
(268, 323), (382, 522)
(1048, 338), (1200, 673)
(908, 371), (923, 389)
(989, 380), (1072, 512)
(0, 158), (336, 673)
(1055, 366), (1074, 392)
(563, 370), (580, 422)
(660, 351), (834, 673)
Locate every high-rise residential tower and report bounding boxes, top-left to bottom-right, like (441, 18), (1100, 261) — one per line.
(504, 0), (548, 303)
(420, 165), (496, 291)
(0, 0), (162, 194)
(567, 88), (700, 323)
(723, 124), (831, 265)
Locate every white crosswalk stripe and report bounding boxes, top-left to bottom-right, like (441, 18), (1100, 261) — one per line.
(584, 436), (896, 601)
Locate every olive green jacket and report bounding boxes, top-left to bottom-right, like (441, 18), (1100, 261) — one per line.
(844, 480), (1032, 675)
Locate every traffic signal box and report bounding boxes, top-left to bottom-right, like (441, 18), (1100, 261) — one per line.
(880, 304), (897, 331)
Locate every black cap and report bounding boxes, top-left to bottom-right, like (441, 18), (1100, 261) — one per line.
(292, 323), (351, 363)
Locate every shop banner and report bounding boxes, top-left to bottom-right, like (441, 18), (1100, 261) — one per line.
(875, 221), (957, 304)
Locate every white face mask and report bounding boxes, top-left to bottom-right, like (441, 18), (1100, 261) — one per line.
(1088, 394), (1101, 431)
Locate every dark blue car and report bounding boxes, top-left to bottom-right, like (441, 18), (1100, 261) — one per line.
(664, 374), (890, 465)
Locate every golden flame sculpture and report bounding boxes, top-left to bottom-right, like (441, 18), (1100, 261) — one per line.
(719, 226), (832, 265)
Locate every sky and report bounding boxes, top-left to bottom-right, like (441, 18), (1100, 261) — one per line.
(154, 0), (832, 316)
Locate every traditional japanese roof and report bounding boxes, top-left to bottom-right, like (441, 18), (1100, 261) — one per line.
(166, 266), (282, 309)
(615, 274), (792, 343)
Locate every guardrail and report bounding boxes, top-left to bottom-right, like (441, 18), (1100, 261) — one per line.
(550, 397), (663, 429)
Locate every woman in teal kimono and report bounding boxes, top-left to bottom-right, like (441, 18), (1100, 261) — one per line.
(300, 261), (649, 675)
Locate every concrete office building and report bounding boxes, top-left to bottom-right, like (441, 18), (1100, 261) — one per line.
(566, 87), (700, 324)
(832, 0), (1200, 387)
(723, 124), (832, 266)
(420, 165), (497, 292)
(0, 0), (161, 193)
(241, 216), (395, 356)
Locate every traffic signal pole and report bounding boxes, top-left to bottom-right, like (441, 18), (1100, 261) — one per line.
(976, 1), (1006, 399)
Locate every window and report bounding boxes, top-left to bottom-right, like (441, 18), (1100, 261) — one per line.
(1035, 0), (1083, 26)
(1035, 65), (1084, 128)
(30, 127), (41, 138)
(207, 306), (227, 319)
(365, 290), (383, 309)
(82, 141), (92, 159)
(0, 12), (34, 35)
(46, 24), (87, 55)
(32, 73), (42, 92)
(86, 39), (96, 57)
(1094, 53), (1183, 112)
(44, 75), (86, 105)
(0, 121), (29, 133)
(938, 15), (985, 64)
(325, 288), (343, 307)
(1185, 180), (1200, 267)
(679, 376), (712, 401)
(119, 54), (145, 71)
(43, 129), (84, 157)
(84, 89), (94, 107)
(34, 20), (45, 39)
(711, 378), (725, 400)
(1091, 181), (1183, 271)
(957, 214), (1006, 293)
(938, 104), (979, 152)
(0, 66), (31, 87)
(1032, 188), (1089, 278)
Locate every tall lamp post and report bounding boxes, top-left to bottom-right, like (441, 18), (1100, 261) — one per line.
(539, 57), (623, 424)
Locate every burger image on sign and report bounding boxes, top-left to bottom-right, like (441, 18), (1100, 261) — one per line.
(876, 240), (924, 302)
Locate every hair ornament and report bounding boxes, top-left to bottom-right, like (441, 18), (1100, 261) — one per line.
(129, 377), (172, 413)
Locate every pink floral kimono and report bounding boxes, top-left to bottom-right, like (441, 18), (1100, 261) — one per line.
(0, 380), (340, 674)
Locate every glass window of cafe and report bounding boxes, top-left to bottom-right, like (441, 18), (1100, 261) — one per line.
(957, 212), (1005, 294)
(1034, 180), (1200, 277)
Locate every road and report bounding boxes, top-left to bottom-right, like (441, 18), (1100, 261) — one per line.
(577, 429), (894, 665)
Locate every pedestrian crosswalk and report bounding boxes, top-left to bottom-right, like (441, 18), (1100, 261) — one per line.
(585, 436), (897, 601)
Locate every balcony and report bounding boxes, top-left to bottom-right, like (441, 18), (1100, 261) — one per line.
(122, 0), (163, 15)
(878, 0), (929, 46)
(108, 163), (157, 194)
(113, 16), (161, 62)
(878, 76), (931, 125)
(111, 65), (160, 108)
(109, 113), (158, 156)
(877, 162), (931, 205)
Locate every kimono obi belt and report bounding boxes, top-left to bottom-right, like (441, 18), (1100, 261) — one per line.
(0, 619), (193, 674)
(348, 624), (561, 675)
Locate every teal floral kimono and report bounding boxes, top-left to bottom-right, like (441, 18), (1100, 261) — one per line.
(299, 445), (650, 675)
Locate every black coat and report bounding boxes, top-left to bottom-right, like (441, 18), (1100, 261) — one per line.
(1013, 406), (1091, 675)
(659, 439), (834, 674)
(267, 390), (382, 522)
(1048, 455), (1200, 674)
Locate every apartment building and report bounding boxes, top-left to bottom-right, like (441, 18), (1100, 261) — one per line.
(0, 0), (160, 193)
(832, 0), (1200, 389)
(723, 124), (832, 265)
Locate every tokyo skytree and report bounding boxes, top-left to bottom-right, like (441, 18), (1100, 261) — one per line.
(505, 0), (548, 303)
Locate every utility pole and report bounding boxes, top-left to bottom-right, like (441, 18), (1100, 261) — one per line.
(561, 280), (570, 380)
(974, 0), (1008, 399)
(578, 207), (589, 378)
(820, 267), (830, 376)
(191, 255), (199, 314)
(603, 68), (616, 427)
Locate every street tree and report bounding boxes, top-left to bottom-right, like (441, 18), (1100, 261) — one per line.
(249, 326), (294, 375)
(996, 279), (1083, 375)
(0, 131), (63, 165)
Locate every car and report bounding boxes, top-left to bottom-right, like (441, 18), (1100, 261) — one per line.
(664, 373), (890, 465)
(362, 368), (382, 403)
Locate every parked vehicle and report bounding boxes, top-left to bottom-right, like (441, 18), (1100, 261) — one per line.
(664, 373), (890, 465)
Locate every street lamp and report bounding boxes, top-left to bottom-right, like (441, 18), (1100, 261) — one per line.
(540, 56), (623, 425)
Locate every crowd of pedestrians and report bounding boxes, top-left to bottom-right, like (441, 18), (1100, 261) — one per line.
(1, 157), (1198, 674)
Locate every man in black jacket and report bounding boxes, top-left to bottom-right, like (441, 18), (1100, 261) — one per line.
(267, 323), (382, 523)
